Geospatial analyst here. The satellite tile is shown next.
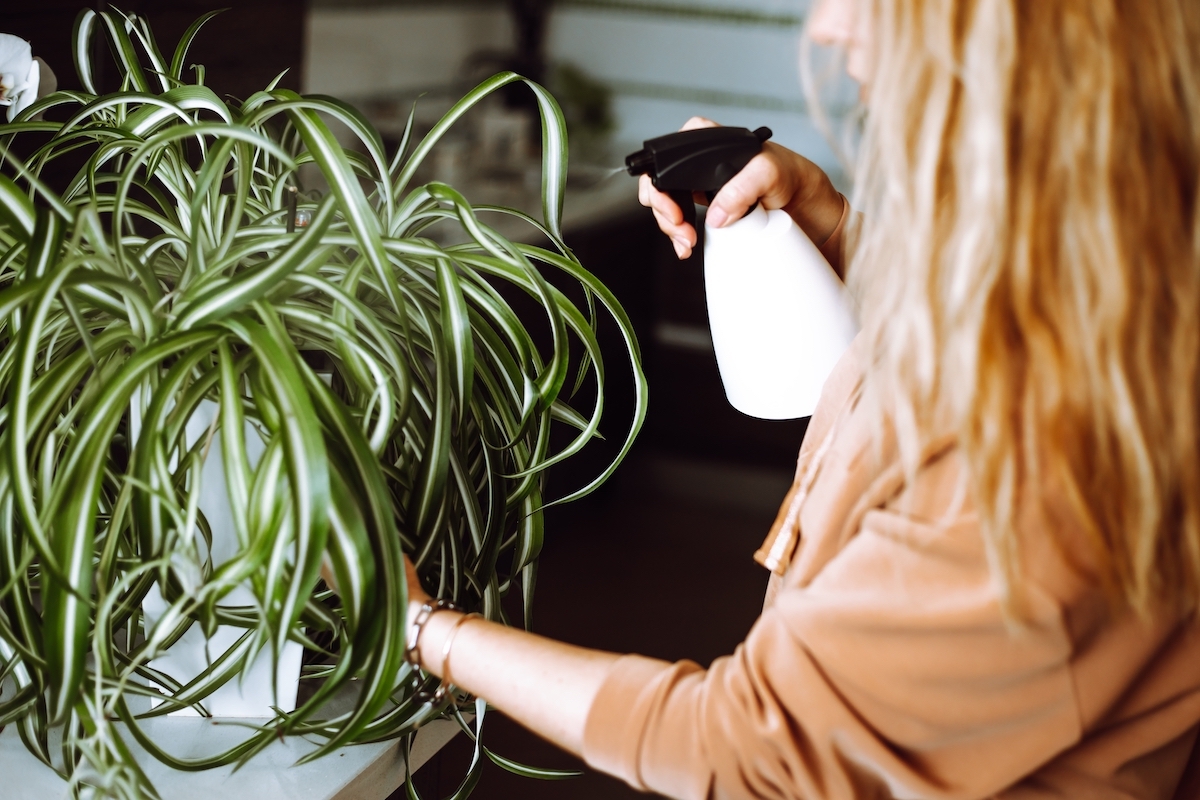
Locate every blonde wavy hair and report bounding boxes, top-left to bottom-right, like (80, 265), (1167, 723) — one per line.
(841, 0), (1200, 612)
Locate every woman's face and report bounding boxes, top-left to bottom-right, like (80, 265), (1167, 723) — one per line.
(808, 0), (872, 90)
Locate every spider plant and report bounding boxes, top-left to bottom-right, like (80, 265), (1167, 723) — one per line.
(0, 8), (646, 799)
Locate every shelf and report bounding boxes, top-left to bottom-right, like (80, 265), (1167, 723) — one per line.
(0, 714), (460, 800)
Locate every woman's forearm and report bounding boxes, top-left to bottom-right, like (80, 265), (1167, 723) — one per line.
(413, 609), (621, 755)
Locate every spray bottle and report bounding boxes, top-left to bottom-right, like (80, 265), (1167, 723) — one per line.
(626, 126), (859, 420)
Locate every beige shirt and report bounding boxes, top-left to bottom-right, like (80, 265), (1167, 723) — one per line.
(582, 338), (1200, 799)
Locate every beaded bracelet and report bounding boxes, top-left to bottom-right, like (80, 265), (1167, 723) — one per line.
(404, 598), (459, 667)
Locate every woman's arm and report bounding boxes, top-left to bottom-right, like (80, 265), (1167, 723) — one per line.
(396, 451), (1085, 800)
(402, 563), (619, 755)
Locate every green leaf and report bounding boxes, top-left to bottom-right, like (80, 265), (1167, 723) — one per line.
(276, 92), (404, 319)
(44, 329), (221, 720)
(0, 175), (36, 242)
(96, 10), (155, 94)
(174, 198), (338, 330)
(72, 9), (99, 95)
(222, 311), (330, 644)
(169, 9), (226, 81)
(484, 747), (583, 781)
(435, 257), (475, 423)
(121, 86), (233, 138)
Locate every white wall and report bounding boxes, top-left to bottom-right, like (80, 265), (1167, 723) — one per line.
(547, 0), (859, 182)
(304, 6), (514, 98)
(303, 1), (858, 182)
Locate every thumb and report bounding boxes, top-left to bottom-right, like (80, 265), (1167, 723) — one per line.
(706, 172), (762, 229)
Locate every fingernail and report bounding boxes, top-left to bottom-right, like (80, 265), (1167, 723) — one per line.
(673, 239), (688, 259)
(707, 207), (728, 228)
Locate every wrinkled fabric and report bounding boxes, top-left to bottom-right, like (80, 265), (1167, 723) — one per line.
(583, 338), (1200, 800)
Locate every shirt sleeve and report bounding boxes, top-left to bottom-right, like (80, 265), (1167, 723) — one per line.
(581, 455), (1082, 800)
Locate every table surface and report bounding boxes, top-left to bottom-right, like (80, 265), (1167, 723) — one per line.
(0, 714), (461, 800)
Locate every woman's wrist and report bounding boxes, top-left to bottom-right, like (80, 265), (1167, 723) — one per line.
(405, 598), (459, 668)
(406, 596), (483, 679)
(412, 605), (469, 676)
(814, 193), (849, 248)
(785, 167), (845, 246)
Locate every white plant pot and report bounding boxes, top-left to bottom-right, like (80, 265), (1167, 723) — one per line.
(132, 395), (304, 718)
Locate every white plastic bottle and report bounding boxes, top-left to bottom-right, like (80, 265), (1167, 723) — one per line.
(703, 205), (859, 419)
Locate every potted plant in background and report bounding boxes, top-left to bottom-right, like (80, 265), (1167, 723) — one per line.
(0, 7), (646, 799)
(466, 0), (615, 164)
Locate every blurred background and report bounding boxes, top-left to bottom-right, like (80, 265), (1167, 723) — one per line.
(5, 2), (858, 797)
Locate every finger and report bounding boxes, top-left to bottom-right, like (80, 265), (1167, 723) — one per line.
(649, 188), (684, 226)
(648, 205), (696, 259)
(403, 556), (429, 601)
(638, 173), (654, 207)
(681, 116), (719, 131)
(706, 153), (782, 228)
(639, 167), (695, 257)
(640, 175), (687, 225)
(665, 229), (695, 259)
(651, 205), (696, 244)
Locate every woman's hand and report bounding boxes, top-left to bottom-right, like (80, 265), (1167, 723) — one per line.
(326, 554), (433, 644)
(638, 117), (846, 260)
(403, 554), (432, 634)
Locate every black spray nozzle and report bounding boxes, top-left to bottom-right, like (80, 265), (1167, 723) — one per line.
(626, 126), (772, 229)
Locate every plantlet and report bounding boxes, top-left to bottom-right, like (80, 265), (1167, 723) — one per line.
(0, 9), (645, 798)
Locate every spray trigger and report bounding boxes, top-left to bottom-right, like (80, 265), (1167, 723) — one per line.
(626, 126), (772, 230)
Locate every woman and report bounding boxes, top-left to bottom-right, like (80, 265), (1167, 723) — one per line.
(400, 0), (1200, 797)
